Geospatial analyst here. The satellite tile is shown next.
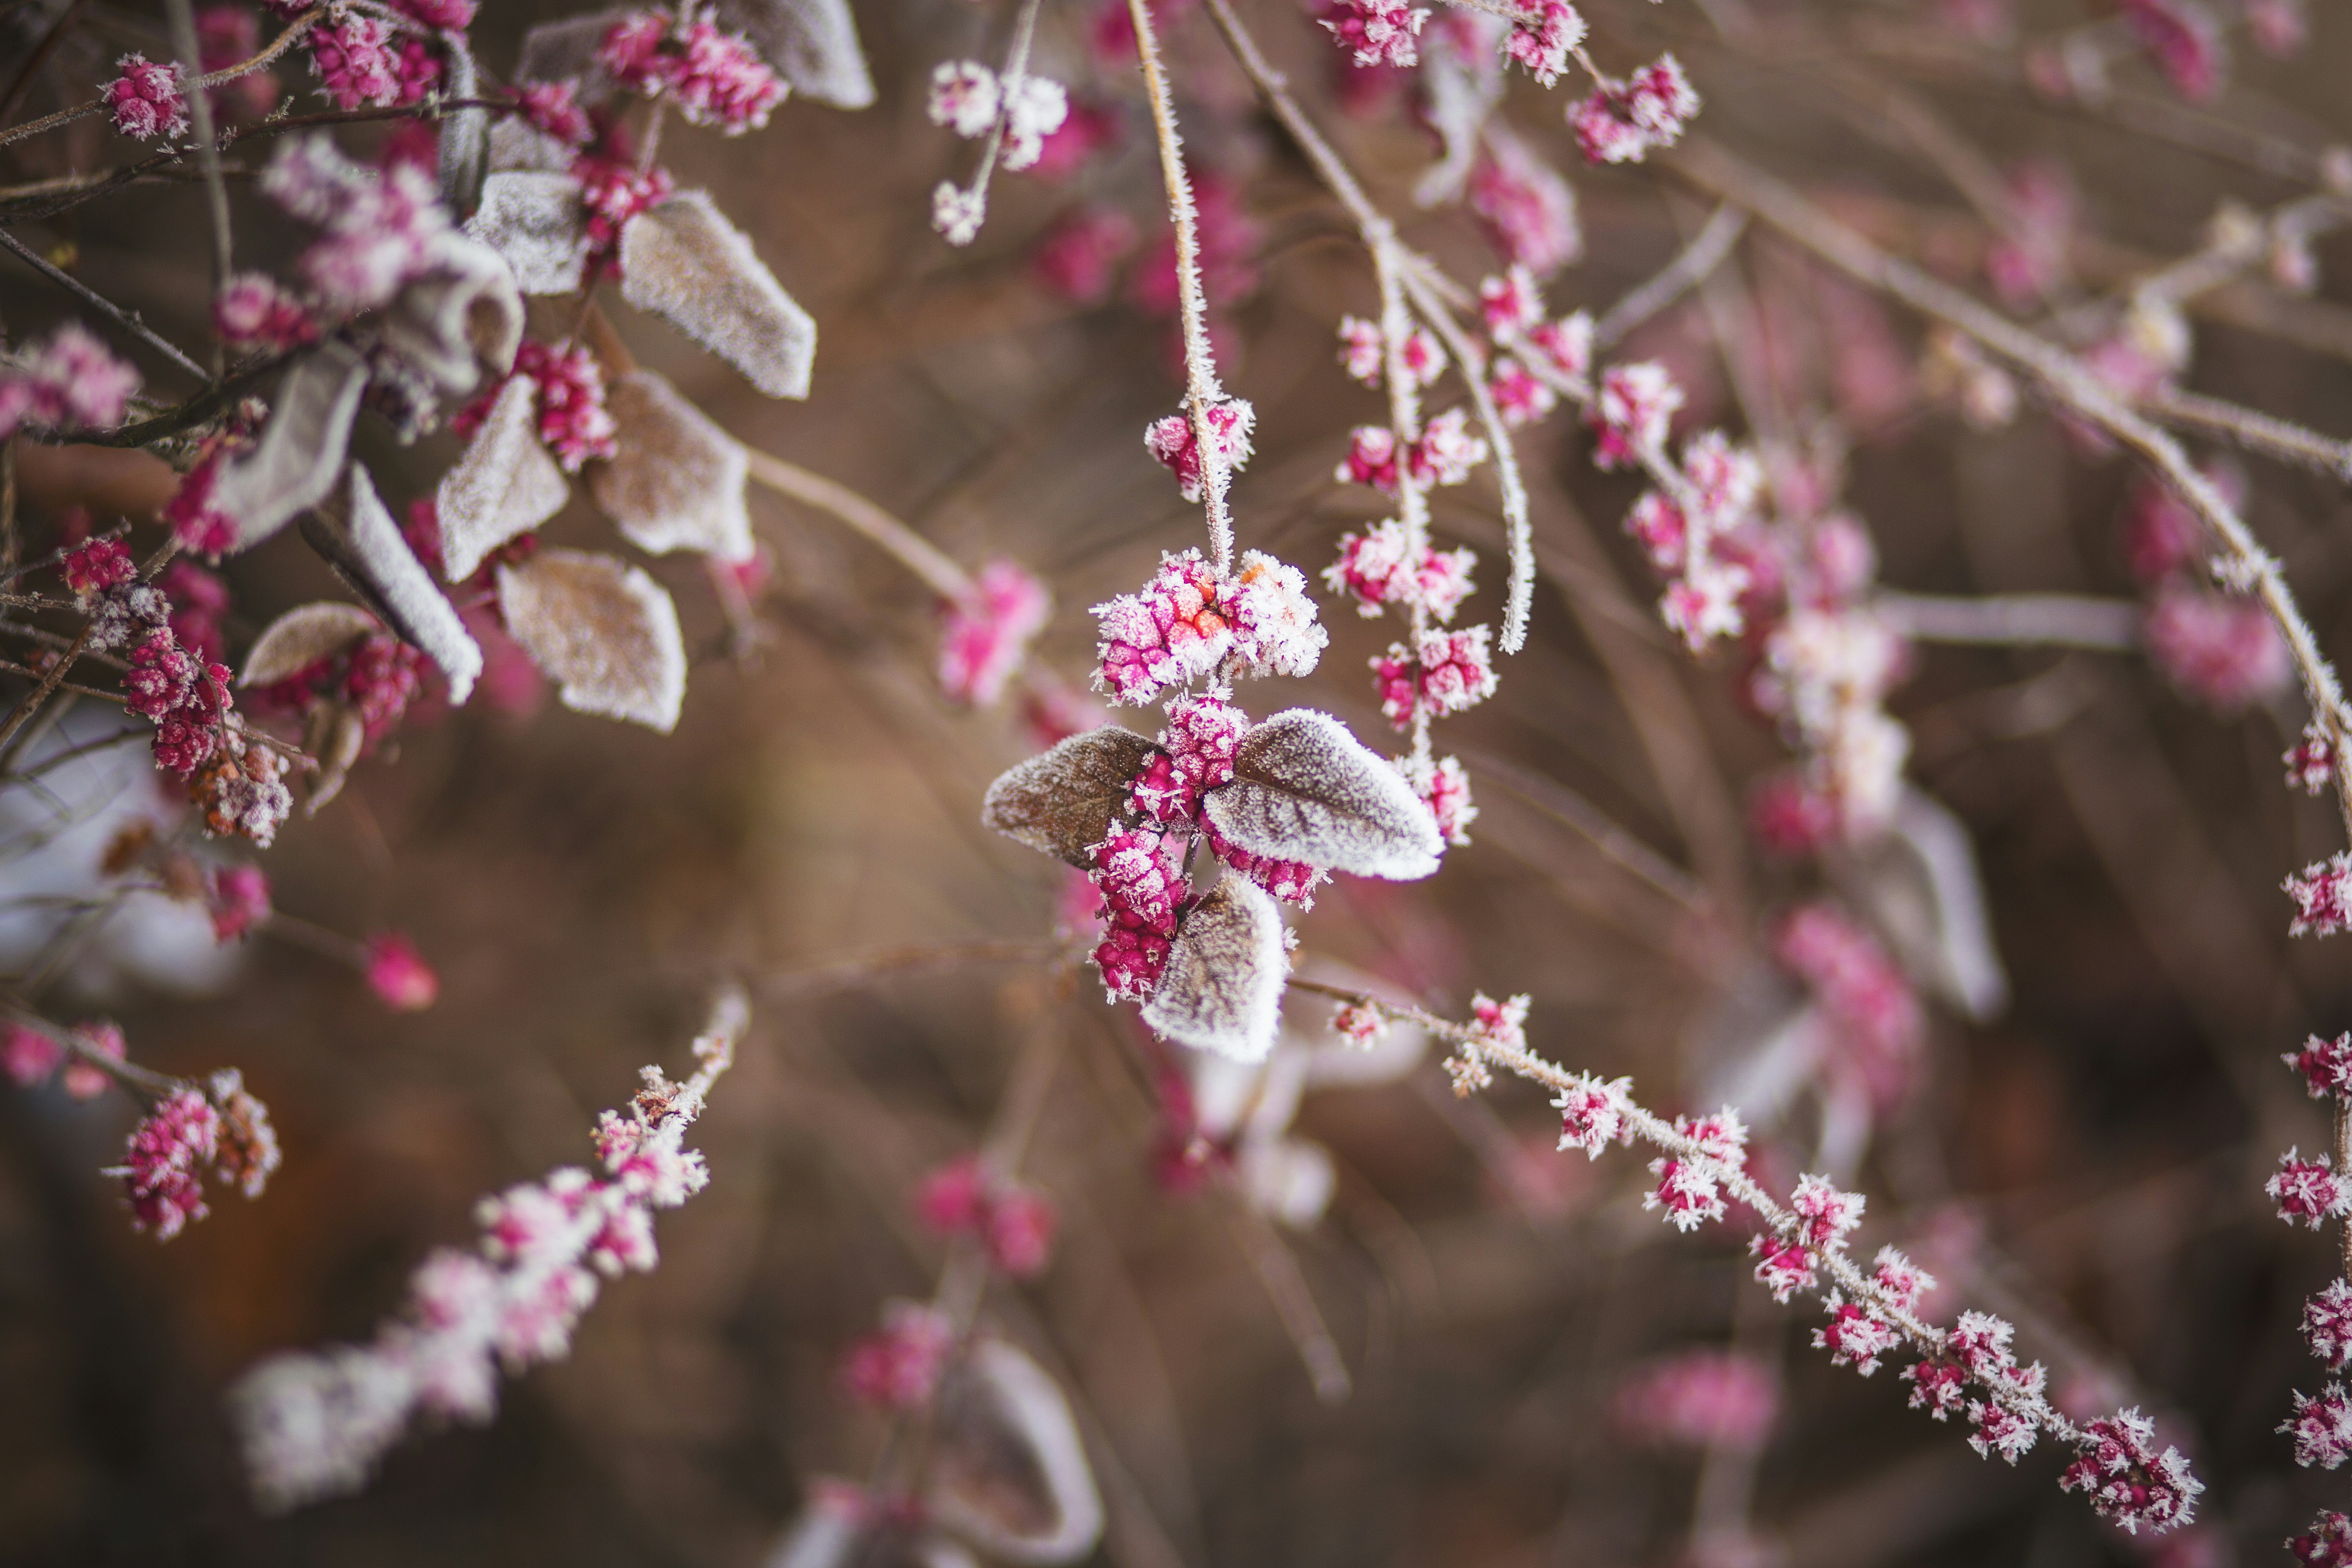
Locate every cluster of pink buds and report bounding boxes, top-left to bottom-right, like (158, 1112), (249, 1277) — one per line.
(1642, 1106), (1747, 1232)
(1371, 626), (1498, 729)
(233, 998), (741, 1510)
(1145, 398), (1256, 505)
(1569, 55), (1699, 165)
(1813, 1248), (1935, 1375)
(1467, 133), (1582, 278)
(1088, 828), (1185, 998)
(125, 625), (236, 780)
(2288, 722), (2337, 796)
(938, 560), (1051, 706)
(303, 14), (436, 112)
(1772, 903), (1924, 1109)
(2287, 854), (2352, 938)
(2058, 1409), (2206, 1531)
(2115, 467), (2289, 710)
(1501, 0), (1586, 86)
(58, 535), (169, 652)
(1090, 547), (1325, 705)
(599, 9), (786, 132)
(364, 931), (441, 1011)
(453, 340), (618, 471)
(4, 1018), (124, 1099)
(208, 864), (273, 942)
(1324, 520), (1475, 622)
(1319, 0), (1430, 69)
(1749, 1173), (1865, 1301)
(0, 324), (140, 439)
(2119, 0), (2224, 101)
(916, 1155), (1059, 1277)
(213, 273), (318, 355)
(106, 54), (190, 141)
(840, 1301), (956, 1408)
(1337, 407), (1490, 493)
(925, 59), (1068, 170)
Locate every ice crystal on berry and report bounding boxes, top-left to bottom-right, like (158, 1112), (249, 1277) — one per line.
(2271, 1150), (2348, 1227)
(2288, 854), (2352, 937)
(107, 54), (190, 141)
(940, 560), (1051, 706)
(1319, 0), (1429, 69)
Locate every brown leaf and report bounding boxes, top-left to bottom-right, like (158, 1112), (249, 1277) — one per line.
(302, 701), (366, 814)
(464, 172), (587, 297)
(589, 371), (754, 561)
(980, 727), (1155, 868)
(1141, 873), (1288, 1063)
(436, 375), (570, 582)
(927, 1341), (1104, 1567)
(239, 602), (380, 689)
(496, 548), (687, 732)
(620, 191), (817, 399)
(300, 466), (483, 704)
(211, 341), (369, 551)
(1203, 708), (1442, 879)
(717, 0), (874, 109)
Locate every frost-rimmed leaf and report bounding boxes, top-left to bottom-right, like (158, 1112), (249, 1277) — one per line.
(465, 172), (588, 297)
(1203, 709), (1443, 880)
(437, 375), (569, 583)
(301, 465), (484, 704)
(303, 700), (367, 813)
(487, 116), (576, 174)
(1142, 873), (1287, 1063)
(717, 0), (874, 109)
(980, 726), (1154, 868)
(212, 341), (369, 551)
(240, 602), (379, 688)
(496, 548), (687, 732)
(620, 191), (816, 399)
(380, 234), (524, 398)
(437, 34), (489, 216)
(589, 370), (754, 560)
(514, 10), (627, 98)
(1846, 788), (2009, 1022)
(926, 1341), (1105, 1567)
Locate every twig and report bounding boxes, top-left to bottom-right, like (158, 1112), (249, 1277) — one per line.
(0, 0), (91, 128)
(0, 3), (325, 150)
(0, 227), (208, 382)
(2138, 385), (2352, 483)
(1127, 0), (1235, 571)
(0, 620), (94, 754)
(740, 446), (971, 602)
(1874, 591), (2142, 651)
(1594, 204), (1749, 351)
(163, 0), (234, 321)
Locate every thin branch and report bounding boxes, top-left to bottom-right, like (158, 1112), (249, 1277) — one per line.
(1127, 0), (1235, 570)
(740, 446), (972, 602)
(2138, 384), (2352, 483)
(1594, 204), (1749, 352)
(1874, 591), (2142, 652)
(0, 227), (207, 382)
(0, 620), (94, 754)
(163, 0), (234, 314)
(0, 0), (92, 128)
(0, 3), (325, 150)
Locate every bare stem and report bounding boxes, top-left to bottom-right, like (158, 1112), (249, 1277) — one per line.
(1127, 0), (1235, 571)
(1594, 205), (1749, 351)
(1874, 591), (2142, 652)
(740, 447), (972, 602)
(0, 227), (208, 382)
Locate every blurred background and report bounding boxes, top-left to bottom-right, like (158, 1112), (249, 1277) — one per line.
(5, 0), (2352, 1563)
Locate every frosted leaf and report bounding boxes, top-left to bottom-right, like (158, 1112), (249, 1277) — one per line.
(515, 10), (627, 98)
(306, 465), (483, 704)
(1142, 873), (1288, 1063)
(589, 371), (754, 561)
(496, 549), (687, 731)
(437, 37), (489, 217)
(980, 726), (1154, 868)
(718, 0), (875, 110)
(1202, 709), (1443, 879)
(927, 1341), (1105, 1567)
(619, 190), (816, 399)
(1848, 787), (2009, 1022)
(436, 376), (569, 582)
(465, 172), (588, 297)
(305, 702), (368, 814)
(379, 234), (524, 398)
(212, 341), (370, 551)
(240, 603), (379, 688)
(487, 116), (576, 174)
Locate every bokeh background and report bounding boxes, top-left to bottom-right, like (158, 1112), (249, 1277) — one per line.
(6, 0), (2352, 1563)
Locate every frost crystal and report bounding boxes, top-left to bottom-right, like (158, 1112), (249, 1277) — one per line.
(2288, 854), (2352, 937)
(1502, 0), (1586, 85)
(1319, 0), (1430, 69)
(2272, 1149), (2349, 1227)
(928, 61), (1001, 138)
(107, 54), (190, 141)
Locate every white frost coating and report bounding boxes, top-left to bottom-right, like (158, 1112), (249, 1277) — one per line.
(380, 234), (525, 398)
(214, 341), (370, 551)
(239, 602), (380, 688)
(928, 1341), (1106, 1567)
(718, 0), (876, 110)
(496, 549), (687, 732)
(620, 190), (817, 400)
(1204, 708), (1443, 879)
(1141, 873), (1288, 1063)
(464, 172), (588, 296)
(343, 465), (484, 705)
(436, 376), (570, 583)
(589, 371), (755, 562)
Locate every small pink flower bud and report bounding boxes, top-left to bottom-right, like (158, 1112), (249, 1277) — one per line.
(364, 932), (439, 1011)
